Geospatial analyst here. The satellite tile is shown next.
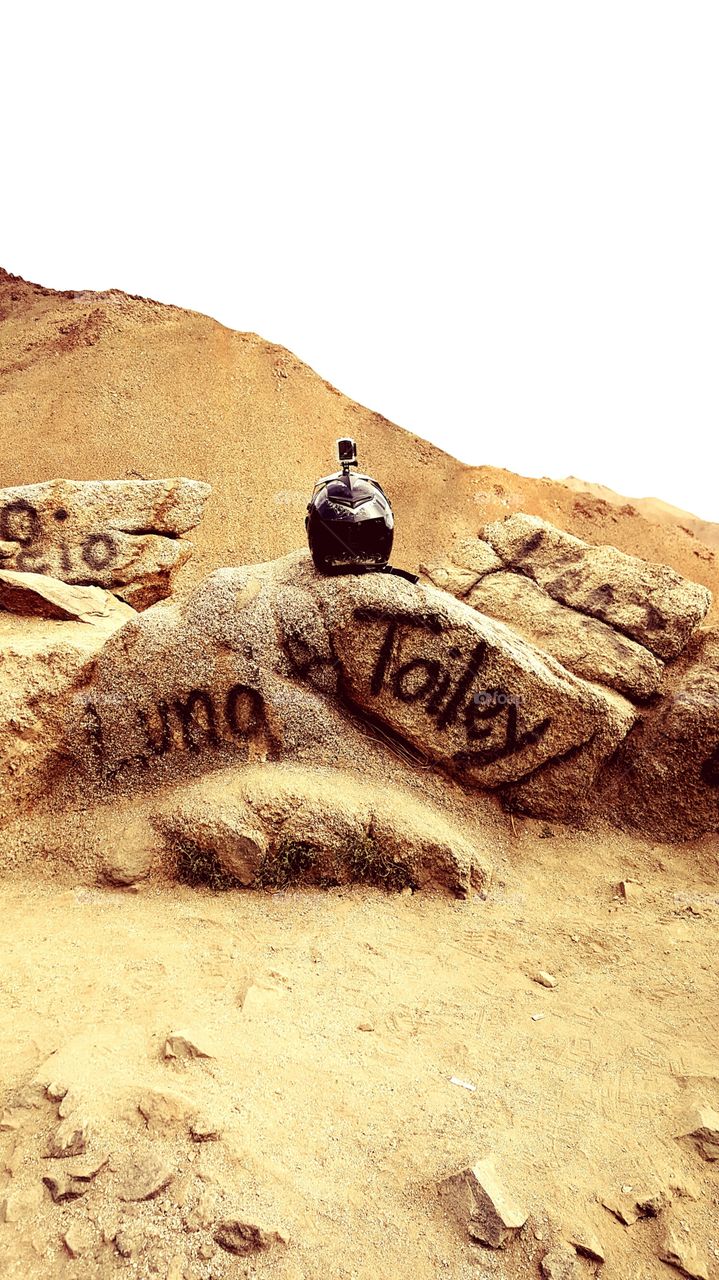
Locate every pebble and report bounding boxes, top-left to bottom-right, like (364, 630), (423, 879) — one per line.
(62, 1221), (93, 1257)
(163, 1029), (216, 1060)
(533, 971), (558, 989)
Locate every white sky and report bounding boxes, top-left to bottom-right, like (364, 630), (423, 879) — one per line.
(3, 2), (718, 519)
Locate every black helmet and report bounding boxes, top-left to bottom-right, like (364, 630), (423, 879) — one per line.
(306, 438), (394, 574)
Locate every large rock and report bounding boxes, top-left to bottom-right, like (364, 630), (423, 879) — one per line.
(63, 553), (634, 823)
(312, 569), (635, 797)
(0, 569), (135, 625)
(0, 603), (131, 819)
(468, 570), (664, 700)
(152, 762), (490, 897)
(482, 514), (711, 660)
(0, 478), (211, 608)
(602, 631), (719, 839)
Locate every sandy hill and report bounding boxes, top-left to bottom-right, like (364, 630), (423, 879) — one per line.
(1, 267), (717, 616)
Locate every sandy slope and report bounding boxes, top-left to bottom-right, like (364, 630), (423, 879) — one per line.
(1, 269), (716, 618)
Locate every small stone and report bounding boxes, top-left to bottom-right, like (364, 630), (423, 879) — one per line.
(0, 1108), (24, 1132)
(0, 1184), (45, 1222)
(541, 1243), (583, 1279)
(675, 1105), (719, 1160)
(46, 1082), (69, 1102)
(669, 1174), (701, 1201)
(66, 1152), (110, 1180)
(439, 1157), (527, 1248)
(533, 971), (558, 989)
(659, 1222), (709, 1279)
(103, 815), (156, 886)
(214, 1219), (288, 1255)
(138, 1087), (196, 1132)
(43, 1172), (89, 1203)
(566, 1224), (605, 1263)
(198, 1240), (216, 1260)
(189, 1114), (223, 1142)
(163, 1029), (215, 1060)
(117, 1154), (174, 1201)
(618, 879), (643, 903)
(357, 1023), (374, 1032)
(531, 1013), (545, 1022)
(600, 1190), (640, 1225)
(115, 1228), (141, 1258)
(63, 1221), (93, 1257)
(183, 1209), (202, 1233)
(45, 1114), (90, 1158)
(634, 1187), (669, 1217)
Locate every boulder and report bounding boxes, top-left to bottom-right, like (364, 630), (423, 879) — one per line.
(0, 569), (135, 625)
(439, 1157), (528, 1248)
(62, 552), (635, 825)
(0, 602), (131, 816)
(482, 514), (711, 659)
(0, 477), (211, 608)
(313, 569), (635, 797)
(153, 762), (490, 898)
(468, 570), (664, 701)
(603, 632), (719, 839)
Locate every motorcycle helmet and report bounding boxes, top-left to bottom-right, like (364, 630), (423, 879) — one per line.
(306, 438), (394, 574)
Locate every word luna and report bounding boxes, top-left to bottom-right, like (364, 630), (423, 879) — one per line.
(84, 682), (267, 777)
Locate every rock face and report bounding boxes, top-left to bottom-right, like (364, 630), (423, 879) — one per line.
(0, 569), (135, 625)
(64, 552), (635, 825)
(468, 570), (665, 700)
(482, 514), (711, 660)
(0, 478), (211, 608)
(313, 570), (635, 800)
(603, 632), (719, 839)
(439, 1157), (528, 1248)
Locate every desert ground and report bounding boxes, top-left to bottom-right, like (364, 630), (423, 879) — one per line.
(1, 269), (718, 1280)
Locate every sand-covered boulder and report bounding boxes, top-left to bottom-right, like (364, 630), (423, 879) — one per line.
(0, 478), (211, 608)
(65, 553), (635, 821)
(602, 631), (719, 839)
(311, 568), (635, 797)
(482, 514), (711, 659)
(152, 762), (490, 897)
(468, 570), (664, 701)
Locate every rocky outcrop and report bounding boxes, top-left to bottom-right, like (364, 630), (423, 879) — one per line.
(62, 552), (635, 823)
(467, 570), (664, 701)
(602, 631), (719, 839)
(151, 763), (490, 897)
(482, 514), (711, 660)
(0, 478), (211, 608)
